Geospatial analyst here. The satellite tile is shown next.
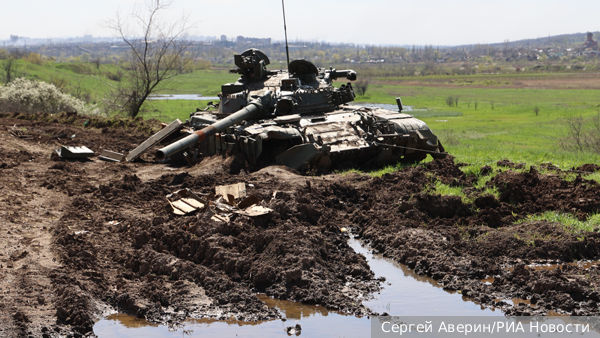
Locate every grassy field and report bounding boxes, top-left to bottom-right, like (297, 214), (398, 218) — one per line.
(349, 79), (600, 170)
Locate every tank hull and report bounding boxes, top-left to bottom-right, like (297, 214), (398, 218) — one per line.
(188, 104), (445, 171)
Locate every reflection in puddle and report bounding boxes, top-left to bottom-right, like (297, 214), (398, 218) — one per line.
(257, 294), (336, 320)
(493, 298), (536, 308)
(104, 313), (161, 329)
(95, 308), (370, 338)
(94, 237), (503, 337)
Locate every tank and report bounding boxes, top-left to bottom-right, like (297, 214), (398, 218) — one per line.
(155, 48), (446, 171)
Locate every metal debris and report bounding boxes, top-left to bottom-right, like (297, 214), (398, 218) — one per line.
(99, 149), (125, 162)
(215, 183), (247, 200)
(166, 188), (208, 215)
(126, 119), (182, 162)
(166, 186), (271, 220)
(54, 146), (94, 159)
(8, 125), (33, 139)
(241, 205), (272, 217)
(99, 119), (182, 163)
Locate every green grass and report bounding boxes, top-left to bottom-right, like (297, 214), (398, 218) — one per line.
(139, 99), (212, 122)
(585, 172), (600, 182)
(430, 181), (468, 201)
(348, 79), (600, 170)
(366, 162), (422, 178)
(428, 179), (500, 205)
(411, 111), (463, 118)
(159, 70), (238, 94)
(517, 211), (600, 234)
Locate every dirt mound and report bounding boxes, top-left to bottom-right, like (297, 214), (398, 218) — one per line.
(0, 111), (162, 136)
(4, 115), (600, 336)
(492, 168), (600, 216)
(577, 164), (600, 173)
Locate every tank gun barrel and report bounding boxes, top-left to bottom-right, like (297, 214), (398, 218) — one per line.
(155, 92), (273, 161)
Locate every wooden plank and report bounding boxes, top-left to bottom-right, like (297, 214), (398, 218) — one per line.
(179, 197), (205, 209)
(126, 119), (182, 162)
(171, 200), (198, 214)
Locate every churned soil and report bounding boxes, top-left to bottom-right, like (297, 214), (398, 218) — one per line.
(1, 113), (600, 337)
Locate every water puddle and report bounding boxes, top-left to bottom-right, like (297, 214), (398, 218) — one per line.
(93, 237), (502, 337)
(493, 298), (536, 307)
(94, 302), (370, 337)
(505, 260), (600, 272)
(148, 94), (220, 101)
(353, 102), (414, 111)
(348, 238), (502, 316)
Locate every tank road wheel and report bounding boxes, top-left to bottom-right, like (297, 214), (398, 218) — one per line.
(401, 151), (427, 164)
(316, 154), (331, 170)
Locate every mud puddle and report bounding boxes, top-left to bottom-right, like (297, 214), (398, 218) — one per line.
(94, 302), (370, 337)
(94, 237), (502, 337)
(348, 237), (503, 316)
(147, 94), (220, 100)
(504, 260), (600, 273)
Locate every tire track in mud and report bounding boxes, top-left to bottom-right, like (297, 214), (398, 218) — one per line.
(0, 147), (63, 338)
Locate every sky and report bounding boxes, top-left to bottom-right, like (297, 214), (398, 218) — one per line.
(2, 0), (600, 46)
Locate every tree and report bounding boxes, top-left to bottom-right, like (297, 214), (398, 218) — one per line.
(2, 57), (17, 84)
(106, 0), (192, 117)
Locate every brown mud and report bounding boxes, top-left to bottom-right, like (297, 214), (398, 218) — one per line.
(1, 113), (600, 337)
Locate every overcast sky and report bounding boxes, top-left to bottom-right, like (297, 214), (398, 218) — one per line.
(2, 0), (599, 46)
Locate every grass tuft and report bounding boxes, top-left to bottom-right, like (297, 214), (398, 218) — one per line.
(517, 211), (600, 234)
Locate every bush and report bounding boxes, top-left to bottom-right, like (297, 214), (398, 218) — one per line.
(107, 70), (124, 82)
(354, 80), (369, 96)
(23, 52), (44, 65)
(445, 95), (459, 107)
(560, 113), (600, 152)
(0, 78), (98, 115)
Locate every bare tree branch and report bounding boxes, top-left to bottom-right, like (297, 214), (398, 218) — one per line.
(105, 0), (192, 117)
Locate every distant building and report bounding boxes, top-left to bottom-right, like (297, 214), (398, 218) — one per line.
(583, 32), (598, 50)
(235, 36), (271, 46)
(217, 35), (233, 47)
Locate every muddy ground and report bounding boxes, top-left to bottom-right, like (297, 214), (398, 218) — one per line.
(2, 112), (600, 337)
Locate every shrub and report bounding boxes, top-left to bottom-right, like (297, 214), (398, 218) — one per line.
(23, 52), (44, 65)
(354, 80), (369, 96)
(445, 95), (459, 107)
(0, 78), (98, 115)
(560, 113), (600, 153)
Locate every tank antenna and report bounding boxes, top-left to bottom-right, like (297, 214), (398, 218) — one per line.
(281, 0), (291, 71)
